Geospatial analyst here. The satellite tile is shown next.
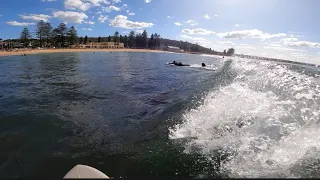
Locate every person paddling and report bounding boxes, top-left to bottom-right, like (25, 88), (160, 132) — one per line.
(168, 61), (177, 65)
(169, 61), (190, 66)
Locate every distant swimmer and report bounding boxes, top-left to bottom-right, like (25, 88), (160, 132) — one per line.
(202, 63), (206, 67)
(168, 61), (190, 66)
(24, 54), (26, 56)
(168, 61), (176, 65)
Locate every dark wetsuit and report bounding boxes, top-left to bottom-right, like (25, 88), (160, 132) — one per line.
(169, 62), (190, 66)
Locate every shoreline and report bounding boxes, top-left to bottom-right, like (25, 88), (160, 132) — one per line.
(0, 48), (167, 57)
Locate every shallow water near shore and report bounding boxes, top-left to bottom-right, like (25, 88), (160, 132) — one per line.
(0, 52), (320, 178)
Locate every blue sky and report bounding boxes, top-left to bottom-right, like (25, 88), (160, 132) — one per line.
(0, 0), (320, 64)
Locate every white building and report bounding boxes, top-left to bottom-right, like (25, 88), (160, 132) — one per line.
(71, 42), (124, 49)
(167, 46), (184, 53)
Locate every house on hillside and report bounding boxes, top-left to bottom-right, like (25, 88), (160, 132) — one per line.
(0, 42), (7, 50)
(71, 42), (124, 49)
(166, 46), (184, 53)
(13, 42), (24, 48)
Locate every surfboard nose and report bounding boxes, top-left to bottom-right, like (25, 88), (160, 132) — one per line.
(64, 164), (110, 179)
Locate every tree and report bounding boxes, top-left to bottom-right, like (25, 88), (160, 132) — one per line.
(79, 37), (83, 44)
(43, 23), (52, 47)
(58, 23), (68, 47)
(20, 27), (31, 47)
(135, 33), (143, 48)
(154, 33), (161, 49)
(113, 31), (119, 42)
(227, 48), (235, 56)
(98, 36), (101, 42)
(119, 35), (123, 43)
(51, 28), (59, 47)
(128, 31), (135, 48)
(84, 36), (88, 44)
(142, 30), (148, 48)
(67, 26), (77, 45)
(52, 23), (68, 47)
(124, 35), (128, 48)
(190, 43), (200, 52)
(108, 35), (111, 42)
(149, 34), (154, 49)
(36, 20), (46, 47)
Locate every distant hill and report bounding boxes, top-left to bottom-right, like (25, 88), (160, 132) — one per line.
(159, 38), (215, 54)
(81, 37), (218, 54)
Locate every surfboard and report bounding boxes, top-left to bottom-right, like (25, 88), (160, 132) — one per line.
(64, 164), (110, 179)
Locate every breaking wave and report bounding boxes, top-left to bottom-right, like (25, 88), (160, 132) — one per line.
(189, 64), (217, 71)
(169, 57), (320, 178)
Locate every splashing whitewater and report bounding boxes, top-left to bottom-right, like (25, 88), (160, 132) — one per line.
(169, 57), (320, 178)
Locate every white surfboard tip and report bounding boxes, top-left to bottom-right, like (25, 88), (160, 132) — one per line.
(64, 164), (110, 179)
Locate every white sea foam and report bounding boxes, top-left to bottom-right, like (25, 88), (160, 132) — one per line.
(169, 57), (320, 177)
(189, 64), (217, 71)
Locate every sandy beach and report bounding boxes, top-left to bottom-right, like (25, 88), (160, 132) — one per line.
(0, 48), (167, 57)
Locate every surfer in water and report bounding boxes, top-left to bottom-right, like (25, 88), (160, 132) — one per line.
(202, 63), (206, 67)
(168, 61), (190, 66)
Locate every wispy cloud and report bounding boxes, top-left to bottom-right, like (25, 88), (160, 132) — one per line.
(109, 15), (153, 29)
(186, 20), (199, 26)
(182, 28), (215, 35)
(126, 10), (135, 16)
(180, 34), (212, 47)
(6, 21), (35, 26)
(19, 14), (52, 22)
(84, 20), (95, 24)
(174, 22), (183, 26)
(281, 37), (320, 48)
(52, 11), (88, 24)
(86, 0), (110, 6)
(103, 5), (121, 12)
(237, 44), (257, 49)
(217, 29), (286, 40)
(204, 14), (210, 19)
(80, 28), (93, 31)
(98, 15), (108, 23)
(136, 29), (143, 34)
(145, 0), (151, 3)
(218, 41), (236, 45)
(122, 31), (129, 34)
(64, 0), (91, 11)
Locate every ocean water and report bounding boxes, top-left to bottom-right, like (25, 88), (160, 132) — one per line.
(0, 52), (319, 178)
